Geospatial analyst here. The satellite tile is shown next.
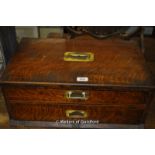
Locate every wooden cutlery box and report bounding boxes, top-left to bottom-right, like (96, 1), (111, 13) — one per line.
(0, 38), (154, 128)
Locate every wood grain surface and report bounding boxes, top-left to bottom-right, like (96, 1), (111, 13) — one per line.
(0, 38), (154, 88)
(3, 86), (147, 105)
(7, 102), (145, 124)
(1, 38), (154, 127)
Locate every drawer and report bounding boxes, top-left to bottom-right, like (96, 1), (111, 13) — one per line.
(8, 102), (146, 124)
(3, 86), (146, 105)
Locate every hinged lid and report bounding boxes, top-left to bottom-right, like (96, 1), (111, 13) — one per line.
(0, 38), (154, 90)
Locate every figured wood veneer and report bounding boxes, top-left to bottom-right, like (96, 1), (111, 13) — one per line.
(0, 38), (154, 127)
(3, 86), (146, 105)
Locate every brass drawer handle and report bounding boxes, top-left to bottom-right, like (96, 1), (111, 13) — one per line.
(64, 52), (94, 62)
(66, 110), (88, 118)
(65, 90), (88, 100)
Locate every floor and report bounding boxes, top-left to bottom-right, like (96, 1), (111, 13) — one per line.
(0, 37), (155, 129)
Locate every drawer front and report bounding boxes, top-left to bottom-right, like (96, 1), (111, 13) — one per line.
(3, 86), (146, 105)
(7, 102), (145, 124)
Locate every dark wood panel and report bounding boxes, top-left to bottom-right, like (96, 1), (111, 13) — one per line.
(144, 38), (155, 61)
(3, 86), (146, 105)
(8, 102), (145, 124)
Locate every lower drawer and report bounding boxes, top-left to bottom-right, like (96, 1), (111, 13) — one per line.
(7, 102), (146, 124)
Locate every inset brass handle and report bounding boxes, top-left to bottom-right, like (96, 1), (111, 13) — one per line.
(64, 52), (94, 62)
(66, 110), (88, 118)
(65, 90), (88, 100)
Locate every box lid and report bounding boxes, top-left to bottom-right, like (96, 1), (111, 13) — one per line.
(0, 38), (154, 90)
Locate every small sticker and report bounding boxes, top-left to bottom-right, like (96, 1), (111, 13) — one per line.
(77, 77), (88, 82)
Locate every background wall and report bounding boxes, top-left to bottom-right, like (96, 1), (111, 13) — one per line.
(15, 26), (63, 42)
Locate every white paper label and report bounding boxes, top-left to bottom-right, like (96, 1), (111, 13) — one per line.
(77, 77), (88, 82)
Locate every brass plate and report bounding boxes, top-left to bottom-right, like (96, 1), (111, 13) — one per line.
(64, 52), (94, 62)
